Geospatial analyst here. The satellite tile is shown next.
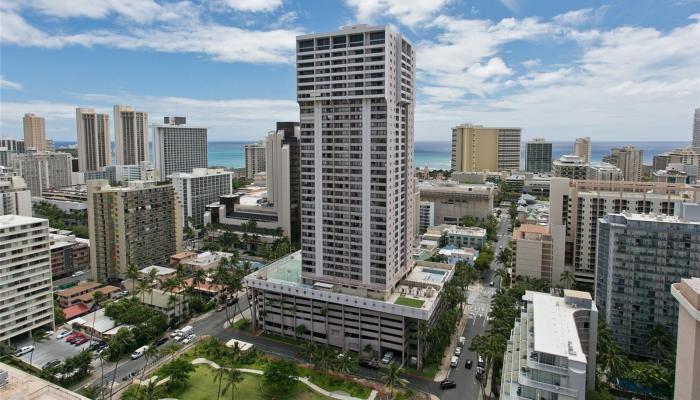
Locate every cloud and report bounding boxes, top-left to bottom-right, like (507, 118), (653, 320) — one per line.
(553, 6), (608, 26)
(225, 0), (283, 12)
(521, 58), (541, 68)
(499, 0), (520, 13)
(0, 7), (300, 63)
(0, 76), (23, 91)
(5, 0), (165, 24)
(344, 0), (450, 26)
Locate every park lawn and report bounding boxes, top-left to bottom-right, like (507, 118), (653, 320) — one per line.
(404, 363), (439, 379)
(167, 365), (328, 400)
(300, 367), (372, 399)
(394, 296), (425, 308)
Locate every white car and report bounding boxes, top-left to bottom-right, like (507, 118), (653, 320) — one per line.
(71, 271), (85, 278)
(44, 330), (54, 336)
(182, 334), (196, 344)
(454, 347), (462, 356)
(15, 345), (34, 356)
(57, 330), (72, 339)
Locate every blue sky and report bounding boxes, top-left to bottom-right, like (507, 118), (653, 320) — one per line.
(1, 0), (699, 142)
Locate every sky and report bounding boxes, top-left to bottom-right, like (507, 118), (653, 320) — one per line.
(1, 0), (699, 142)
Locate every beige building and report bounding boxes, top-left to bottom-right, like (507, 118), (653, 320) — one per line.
(573, 137), (591, 163)
(11, 151), (72, 196)
(0, 215), (54, 342)
(76, 108), (111, 172)
(417, 180), (496, 223)
(671, 277), (700, 400)
(451, 124), (521, 172)
(512, 224), (566, 285)
(244, 141), (266, 179)
(88, 180), (182, 283)
(23, 113), (46, 151)
(587, 162), (622, 181)
(603, 146), (643, 181)
(113, 105), (148, 165)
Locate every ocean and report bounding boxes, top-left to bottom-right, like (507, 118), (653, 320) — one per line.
(54, 140), (691, 170)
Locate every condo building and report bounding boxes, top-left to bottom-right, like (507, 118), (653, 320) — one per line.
(417, 180), (496, 223)
(0, 215), (54, 342)
(76, 108), (111, 172)
(169, 168), (233, 227)
(552, 155), (588, 180)
(586, 162), (622, 181)
(245, 141), (266, 179)
(0, 166), (31, 216)
(512, 224), (566, 285)
(653, 147), (700, 172)
(602, 146), (643, 181)
(500, 290), (598, 400)
(525, 138), (552, 174)
(113, 105), (148, 165)
(573, 137), (591, 163)
(549, 177), (700, 285)
(11, 151), (72, 196)
(152, 117), (207, 180)
(87, 180), (182, 283)
(417, 201), (434, 234)
(49, 229), (90, 280)
(0, 138), (25, 155)
(23, 113), (46, 151)
(451, 124), (521, 172)
(671, 277), (700, 400)
(595, 208), (700, 359)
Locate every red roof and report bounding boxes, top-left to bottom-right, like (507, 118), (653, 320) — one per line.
(173, 278), (225, 294)
(63, 303), (90, 320)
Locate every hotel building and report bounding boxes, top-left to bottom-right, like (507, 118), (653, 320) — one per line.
(451, 124), (521, 172)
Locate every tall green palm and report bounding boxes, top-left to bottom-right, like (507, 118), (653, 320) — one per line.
(88, 290), (107, 345)
(147, 268), (159, 304)
(96, 350), (107, 400)
(29, 329), (48, 367)
(335, 352), (357, 374)
(496, 247), (512, 267)
(217, 367), (244, 400)
(300, 342), (318, 366)
(644, 323), (672, 361)
(559, 270), (576, 290)
(379, 362), (407, 399)
(192, 269), (207, 301)
(362, 343), (374, 360)
(137, 278), (150, 303)
(125, 263), (139, 297)
(416, 321), (430, 370)
(139, 345), (159, 383)
(160, 342), (182, 361)
(109, 329), (135, 397)
(495, 268), (511, 288)
(213, 263), (232, 325)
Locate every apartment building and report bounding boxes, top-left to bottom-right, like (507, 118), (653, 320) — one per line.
(500, 290), (597, 400)
(573, 137), (591, 163)
(525, 138), (552, 173)
(445, 225), (486, 248)
(0, 166), (31, 216)
(550, 177), (700, 285)
(0, 215), (54, 342)
(88, 180), (182, 283)
(603, 146), (643, 181)
(587, 162), (622, 181)
(595, 209), (700, 359)
(417, 180), (496, 223)
(49, 230), (90, 280)
(0, 138), (25, 155)
(113, 105), (148, 165)
(23, 113), (46, 151)
(671, 277), (700, 400)
(552, 155), (588, 180)
(244, 141), (266, 179)
(56, 281), (102, 308)
(76, 108), (111, 172)
(11, 151), (72, 196)
(653, 147), (700, 172)
(451, 124), (521, 172)
(152, 117), (207, 180)
(169, 168), (233, 227)
(512, 224), (566, 285)
(417, 201), (434, 234)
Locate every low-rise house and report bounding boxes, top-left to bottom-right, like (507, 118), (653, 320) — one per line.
(139, 265), (177, 284)
(56, 282), (102, 308)
(73, 285), (120, 306)
(140, 288), (187, 323)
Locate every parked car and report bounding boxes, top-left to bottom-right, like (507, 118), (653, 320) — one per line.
(71, 271), (85, 278)
(122, 371), (138, 381)
(153, 337), (168, 347)
(88, 341), (105, 351)
(465, 359), (473, 369)
(381, 351), (395, 364)
(74, 337), (89, 346)
(454, 347), (462, 356)
(458, 336), (466, 347)
(42, 359), (61, 369)
(15, 346), (34, 356)
(131, 346), (149, 360)
(450, 356), (459, 367)
(216, 304), (226, 312)
(182, 334), (196, 344)
(44, 330), (54, 336)
(227, 297), (238, 306)
(478, 355), (485, 368)
(489, 281), (495, 287)
(440, 380), (457, 390)
(57, 330), (72, 339)
(359, 359), (380, 369)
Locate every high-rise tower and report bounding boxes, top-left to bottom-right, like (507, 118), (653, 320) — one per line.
(693, 108), (700, 150)
(76, 108), (111, 172)
(114, 105), (148, 165)
(23, 113), (46, 151)
(296, 25), (415, 299)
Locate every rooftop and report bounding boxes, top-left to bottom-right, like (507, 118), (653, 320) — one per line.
(0, 214), (47, 228)
(530, 292), (587, 364)
(68, 308), (116, 334)
(609, 210), (700, 224)
(445, 225), (487, 237)
(0, 362), (90, 400)
(417, 179), (495, 193)
(56, 281), (102, 298)
(74, 285), (120, 303)
(63, 303), (90, 320)
(140, 265), (177, 276)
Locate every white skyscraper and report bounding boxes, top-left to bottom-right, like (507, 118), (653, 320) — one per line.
(114, 105), (148, 165)
(297, 25), (415, 298)
(152, 117), (208, 180)
(76, 108), (111, 172)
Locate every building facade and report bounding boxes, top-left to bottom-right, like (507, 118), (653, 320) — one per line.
(445, 226), (486, 248)
(671, 277), (700, 400)
(550, 177), (700, 285)
(573, 137), (591, 163)
(11, 151), (72, 196)
(49, 230), (90, 280)
(500, 290), (597, 400)
(169, 168), (233, 227)
(693, 108), (700, 150)
(595, 210), (700, 358)
(244, 141), (266, 179)
(417, 201), (434, 234)
(552, 155), (588, 180)
(152, 117), (207, 180)
(76, 108), (111, 172)
(587, 162), (622, 181)
(512, 224), (566, 285)
(0, 215), (54, 342)
(602, 146), (643, 181)
(451, 124), (521, 172)
(113, 105), (148, 166)
(525, 138), (552, 173)
(0, 166), (32, 216)
(23, 113), (46, 151)
(88, 180), (182, 283)
(417, 180), (495, 223)
(0, 138), (25, 155)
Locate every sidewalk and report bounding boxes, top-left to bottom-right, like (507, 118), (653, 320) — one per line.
(433, 287), (477, 382)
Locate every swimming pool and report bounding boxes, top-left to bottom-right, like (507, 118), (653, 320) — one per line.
(421, 268), (447, 283)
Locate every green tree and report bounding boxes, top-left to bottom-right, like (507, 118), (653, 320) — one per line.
(335, 352), (358, 374)
(362, 343), (374, 360)
(125, 263), (140, 297)
(159, 358), (195, 389)
(262, 360), (298, 395)
(88, 290), (107, 345)
(109, 328), (136, 397)
(139, 345), (159, 383)
(559, 270), (576, 290)
(415, 321), (430, 370)
(644, 323), (673, 361)
(494, 268), (510, 288)
(380, 362), (407, 399)
(294, 324), (308, 339)
(597, 320), (629, 381)
(53, 301), (66, 326)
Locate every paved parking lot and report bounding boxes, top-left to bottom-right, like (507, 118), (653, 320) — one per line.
(13, 328), (95, 369)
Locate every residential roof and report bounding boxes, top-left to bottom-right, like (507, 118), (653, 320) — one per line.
(532, 292), (587, 364)
(171, 251), (197, 261)
(139, 265), (177, 276)
(0, 214), (47, 228)
(63, 303), (90, 320)
(56, 281), (102, 298)
(68, 308), (116, 334)
(173, 278), (225, 294)
(515, 224), (549, 235)
(74, 285), (120, 303)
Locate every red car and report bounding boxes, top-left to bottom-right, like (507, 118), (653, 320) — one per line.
(65, 333), (80, 342)
(68, 333), (85, 343)
(74, 337), (89, 345)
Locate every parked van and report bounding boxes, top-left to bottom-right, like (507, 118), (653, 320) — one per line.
(450, 356), (459, 367)
(131, 345), (149, 360)
(477, 355), (485, 368)
(179, 325), (193, 336)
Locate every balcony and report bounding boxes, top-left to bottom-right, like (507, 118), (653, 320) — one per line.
(518, 373), (578, 397)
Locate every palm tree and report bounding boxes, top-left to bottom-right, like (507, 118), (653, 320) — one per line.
(335, 352), (357, 374)
(29, 329), (48, 367)
(213, 365), (227, 400)
(559, 270), (576, 290)
(416, 321), (430, 370)
(380, 362), (407, 399)
(96, 350), (108, 400)
(192, 269), (207, 302)
(137, 278), (150, 303)
(496, 247), (512, 267)
(217, 367), (244, 400)
(109, 329), (135, 398)
(644, 323), (672, 361)
(362, 343), (374, 361)
(88, 290), (107, 345)
(125, 263), (139, 297)
(139, 345), (159, 383)
(494, 268), (511, 288)
(213, 263), (232, 325)
(300, 342), (317, 366)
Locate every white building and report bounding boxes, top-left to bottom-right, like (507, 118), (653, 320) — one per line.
(11, 151), (73, 197)
(552, 155), (588, 180)
(0, 215), (54, 342)
(76, 108), (111, 172)
(500, 290), (598, 400)
(586, 162), (622, 181)
(0, 166), (31, 216)
(169, 168), (233, 226)
(445, 225), (487, 248)
(113, 105), (148, 166)
(244, 141), (266, 179)
(152, 117), (207, 180)
(417, 201), (434, 234)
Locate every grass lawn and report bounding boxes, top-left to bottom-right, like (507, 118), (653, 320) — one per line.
(404, 363), (439, 379)
(394, 296), (425, 308)
(300, 367), (372, 399)
(167, 365), (328, 400)
(261, 332), (306, 347)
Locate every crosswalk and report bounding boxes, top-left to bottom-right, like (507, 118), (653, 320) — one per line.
(468, 304), (491, 318)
